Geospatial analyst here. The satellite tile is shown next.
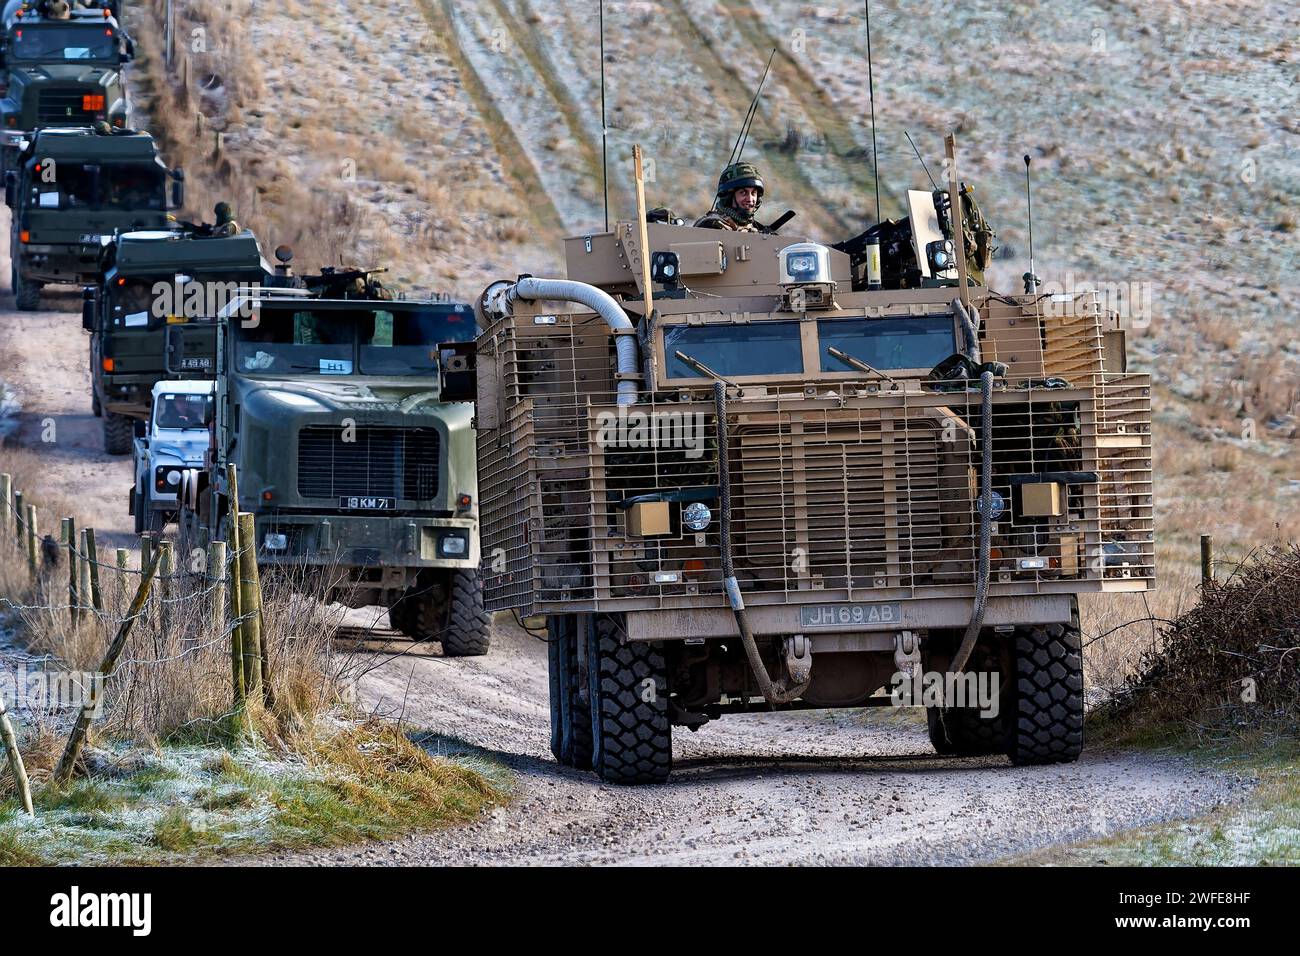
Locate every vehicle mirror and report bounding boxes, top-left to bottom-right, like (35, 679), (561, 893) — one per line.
(439, 341), (477, 403)
(3, 171), (15, 209)
(81, 286), (97, 331)
(170, 168), (185, 210)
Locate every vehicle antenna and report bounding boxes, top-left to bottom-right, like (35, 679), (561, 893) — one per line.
(904, 130), (938, 191)
(730, 47), (777, 167)
(1023, 154), (1041, 295)
(865, 0), (881, 224)
(599, 0), (610, 232)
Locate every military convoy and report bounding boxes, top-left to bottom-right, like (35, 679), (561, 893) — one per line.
(170, 278), (491, 655)
(0, 2), (1159, 770)
(6, 125), (181, 309)
(474, 155), (1155, 783)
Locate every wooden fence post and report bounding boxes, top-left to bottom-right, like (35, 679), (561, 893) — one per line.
(237, 513), (263, 698)
(13, 491), (23, 547)
(85, 528), (104, 615)
(24, 504), (37, 581)
(226, 464), (245, 705)
(54, 549), (163, 784)
(159, 541), (175, 639)
(0, 473), (11, 539)
(79, 529), (94, 621)
(1200, 534), (1214, 585)
(207, 540), (226, 638)
(0, 693), (33, 816)
(115, 549), (129, 618)
(62, 517), (78, 626)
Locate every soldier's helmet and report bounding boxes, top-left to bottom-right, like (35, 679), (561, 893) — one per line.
(214, 202), (234, 223)
(716, 162), (764, 202)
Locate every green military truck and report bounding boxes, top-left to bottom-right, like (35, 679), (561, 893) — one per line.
(0, 1), (133, 164)
(85, 226), (269, 454)
(5, 125), (183, 309)
(175, 282), (492, 656)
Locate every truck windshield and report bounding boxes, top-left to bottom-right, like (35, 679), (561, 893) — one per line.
(237, 305), (472, 377)
(154, 394), (212, 430)
(359, 306), (474, 375)
(33, 163), (164, 211)
(10, 25), (117, 61)
(663, 321), (803, 379)
(818, 315), (956, 372)
(109, 279), (156, 328)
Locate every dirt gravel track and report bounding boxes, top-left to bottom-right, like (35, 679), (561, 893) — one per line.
(0, 227), (1253, 866)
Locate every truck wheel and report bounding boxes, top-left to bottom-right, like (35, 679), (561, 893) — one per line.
(13, 269), (41, 311)
(386, 594), (416, 636)
(438, 570), (491, 657)
(141, 489), (164, 534)
(1008, 607), (1084, 766)
(103, 412), (133, 455)
(926, 638), (1011, 757)
(547, 615), (592, 769)
(585, 615), (671, 785)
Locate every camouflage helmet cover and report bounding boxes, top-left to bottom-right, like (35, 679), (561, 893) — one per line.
(214, 202), (234, 223)
(716, 162), (764, 200)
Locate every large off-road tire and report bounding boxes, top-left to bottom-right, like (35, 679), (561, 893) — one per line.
(103, 412), (133, 455)
(140, 488), (164, 534)
(926, 636), (1011, 757)
(386, 593), (416, 636)
(13, 268), (41, 311)
(1008, 605), (1084, 766)
(585, 615), (671, 785)
(547, 615), (592, 770)
(399, 570), (491, 656)
(438, 570), (490, 657)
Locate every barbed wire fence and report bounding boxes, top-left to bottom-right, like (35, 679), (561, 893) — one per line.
(0, 468), (280, 799)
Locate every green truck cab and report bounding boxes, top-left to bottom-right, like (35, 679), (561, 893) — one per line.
(0, 1), (133, 159)
(85, 226), (270, 455)
(177, 284), (492, 656)
(5, 125), (183, 310)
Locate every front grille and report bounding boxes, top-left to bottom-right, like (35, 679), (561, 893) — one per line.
(37, 89), (100, 124)
(297, 426), (440, 501)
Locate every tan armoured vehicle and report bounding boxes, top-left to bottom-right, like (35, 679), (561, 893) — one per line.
(473, 146), (1154, 784)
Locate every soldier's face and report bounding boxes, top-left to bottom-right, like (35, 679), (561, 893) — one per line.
(734, 187), (760, 212)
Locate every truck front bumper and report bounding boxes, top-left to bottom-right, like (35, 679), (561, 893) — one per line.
(18, 243), (101, 284)
(253, 513), (480, 571)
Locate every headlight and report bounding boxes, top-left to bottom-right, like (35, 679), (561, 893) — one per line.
(786, 253), (818, 277)
(682, 501), (712, 532)
(439, 532), (468, 557)
(165, 470), (181, 486)
(778, 242), (833, 286)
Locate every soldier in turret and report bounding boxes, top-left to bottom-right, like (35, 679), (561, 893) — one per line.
(695, 161), (765, 233)
(212, 202), (239, 238)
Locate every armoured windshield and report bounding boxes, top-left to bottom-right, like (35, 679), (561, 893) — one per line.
(236, 305), (474, 377)
(154, 393), (212, 430)
(818, 315), (956, 372)
(33, 163), (164, 211)
(9, 24), (118, 61)
(663, 322), (803, 379)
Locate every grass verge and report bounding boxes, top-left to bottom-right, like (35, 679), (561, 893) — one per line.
(1008, 728), (1295, 866)
(0, 719), (507, 865)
